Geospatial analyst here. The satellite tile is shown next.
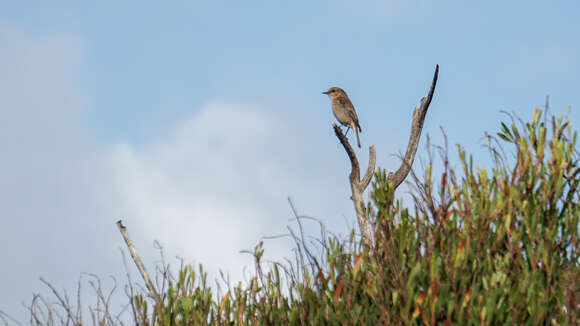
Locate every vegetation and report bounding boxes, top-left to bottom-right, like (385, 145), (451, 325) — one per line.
(5, 108), (579, 325)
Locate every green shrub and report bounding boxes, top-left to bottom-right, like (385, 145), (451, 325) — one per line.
(18, 108), (578, 325)
(130, 108), (579, 325)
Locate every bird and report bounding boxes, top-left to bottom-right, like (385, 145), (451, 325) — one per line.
(323, 87), (362, 148)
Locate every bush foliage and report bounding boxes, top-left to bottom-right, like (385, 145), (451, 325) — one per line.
(129, 109), (579, 325)
(12, 109), (579, 325)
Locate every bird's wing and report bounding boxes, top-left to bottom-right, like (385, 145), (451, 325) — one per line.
(337, 96), (352, 108)
(347, 107), (362, 132)
(338, 96), (362, 132)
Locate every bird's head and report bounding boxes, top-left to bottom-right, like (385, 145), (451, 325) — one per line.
(322, 87), (347, 100)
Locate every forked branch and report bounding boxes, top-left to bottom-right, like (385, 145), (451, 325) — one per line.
(333, 65), (439, 249)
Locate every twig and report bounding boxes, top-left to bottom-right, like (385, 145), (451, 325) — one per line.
(116, 220), (161, 303)
(39, 277), (76, 324)
(76, 277), (82, 324)
(120, 248), (139, 324)
(0, 311), (23, 326)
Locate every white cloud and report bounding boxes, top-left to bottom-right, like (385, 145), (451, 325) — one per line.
(0, 25), (357, 323)
(109, 100), (352, 283)
(0, 26), (113, 321)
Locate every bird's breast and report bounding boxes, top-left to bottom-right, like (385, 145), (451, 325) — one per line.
(332, 103), (352, 126)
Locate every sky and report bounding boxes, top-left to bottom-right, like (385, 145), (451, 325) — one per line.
(1, 1), (579, 322)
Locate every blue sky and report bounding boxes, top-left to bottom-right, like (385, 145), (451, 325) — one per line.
(1, 1), (579, 322)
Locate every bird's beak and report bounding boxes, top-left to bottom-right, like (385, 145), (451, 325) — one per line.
(322, 91), (329, 95)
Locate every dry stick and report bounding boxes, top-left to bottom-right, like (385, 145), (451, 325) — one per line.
(333, 125), (376, 249)
(387, 64), (439, 189)
(116, 220), (161, 303)
(333, 64), (439, 250)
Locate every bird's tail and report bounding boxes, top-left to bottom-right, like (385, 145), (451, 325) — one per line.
(354, 124), (361, 148)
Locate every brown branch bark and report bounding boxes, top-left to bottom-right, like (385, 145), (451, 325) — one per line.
(387, 64), (439, 190)
(333, 125), (376, 249)
(116, 220), (161, 303)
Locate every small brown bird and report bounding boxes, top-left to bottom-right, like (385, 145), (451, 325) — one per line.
(323, 87), (362, 148)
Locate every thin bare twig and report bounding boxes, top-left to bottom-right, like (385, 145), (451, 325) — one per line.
(120, 248), (139, 324)
(39, 277), (76, 324)
(287, 198), (322, 273)
(0, 311), (23, 326)
(76, 278), (82, 324)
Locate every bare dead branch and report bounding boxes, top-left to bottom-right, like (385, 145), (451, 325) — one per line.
(361, 146), (377, 189)
(116, 220), (161, 303)
(333, 124), (376, 249)
(387, 64), (439, 190)
(333, 124), (361, 183)
(331, 65), (439, 251)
